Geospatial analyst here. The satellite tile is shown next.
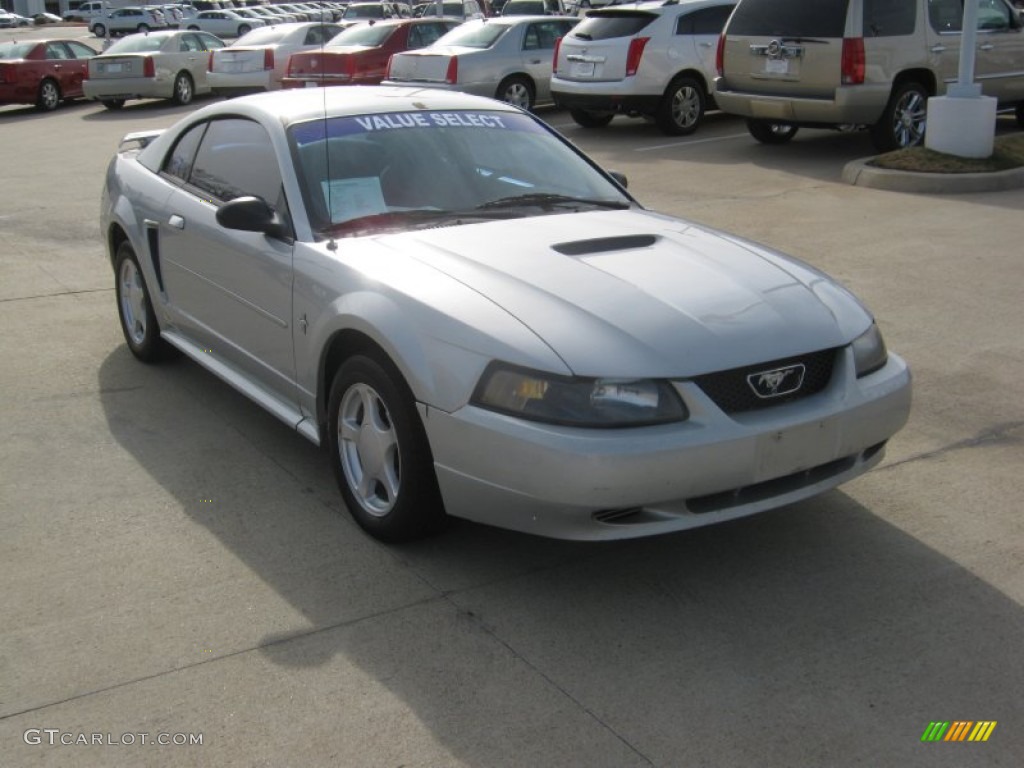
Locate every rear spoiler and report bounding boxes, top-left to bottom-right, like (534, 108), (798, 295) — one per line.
(118, 129), (164, 152)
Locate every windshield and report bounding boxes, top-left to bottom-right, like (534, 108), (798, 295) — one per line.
(329, 23), (396, 46)
(344, 5), (386, 18)
(289, 110), (631, 237)
(435, 20), (509, 47)
(105, 35), (170, 54)
(234, 26), (287, 45)
(0, 42), (37, 60)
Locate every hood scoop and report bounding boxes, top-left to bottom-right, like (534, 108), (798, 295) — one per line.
(552, 234), (658, 256)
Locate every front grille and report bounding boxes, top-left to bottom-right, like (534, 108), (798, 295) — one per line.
(692, 348), (838, 414)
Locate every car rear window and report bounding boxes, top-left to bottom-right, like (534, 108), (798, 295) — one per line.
(0, 42), (37, 59)
(436, 20), (510, 47)
(571, 11), (657, 40)
(726, 0), (850, 38)
(330, 22), (396, 46)
(235, 25), (288, 45)
(105, 35), (169, 53)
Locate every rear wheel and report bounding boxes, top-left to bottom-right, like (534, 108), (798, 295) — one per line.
(101, 98), (126, 110)
(36, 78), (61, 112)
(237, 23), (251, 36)
(870, 81), (927, 152)
(746, 118), (798, 144)
(655, 75), (704, 136)
(496, 75), (534, 110)
(172, 71), (194, 105)
(569, 108), (614, 128)
(327, 354), (447, 542)
(136, 23), (149, 32)
(114, 242), (174, 363)
(187, 24), (199, 30)
(93, 23), (106, 37)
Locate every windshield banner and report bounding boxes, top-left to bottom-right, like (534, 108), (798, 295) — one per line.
(292, 111), (543, 145)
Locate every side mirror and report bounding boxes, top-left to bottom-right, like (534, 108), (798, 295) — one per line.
(608, 170), (628, 189)
(216, 196), (289, 240)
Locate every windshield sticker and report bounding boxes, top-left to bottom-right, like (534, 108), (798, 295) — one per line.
(321, 177), (387, 224)
(292, 111), (542, 145)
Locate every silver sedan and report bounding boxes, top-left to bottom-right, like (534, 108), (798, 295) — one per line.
(83, 30), (226, 108)
(184, 10), (266, 38)
(100, 87), (911, 542)
(383, 15), (579, 109)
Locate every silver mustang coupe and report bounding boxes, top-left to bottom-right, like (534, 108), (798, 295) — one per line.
(101, 87), (911, 542)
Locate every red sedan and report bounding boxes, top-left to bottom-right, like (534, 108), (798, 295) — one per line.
(281, 18), (458, 88)
(0, 39), (99, 111)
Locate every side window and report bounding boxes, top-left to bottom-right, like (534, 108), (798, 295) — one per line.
(188, 119), (284, 205)
(421, 22), (447, 45)
(864, 0), (917, 36)
(928, 0), (962, 31)
(977, 0), (1011, 30)
(677, 6), (733, 36)
(67, 41), (99, 58)
(199, 32), (225, 50)
(181, 34), (204, 52)
(45, 43), (72, 60)
(523, 23), (541, 50)
(163, 122), (208, 185)
(407, 24), (425, 48)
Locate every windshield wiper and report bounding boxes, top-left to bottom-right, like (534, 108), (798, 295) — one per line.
(323, 207), (520, 237)
(476, 193), (631, 211)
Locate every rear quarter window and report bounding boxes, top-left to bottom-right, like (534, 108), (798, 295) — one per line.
(676, 5), (735, 35)
(864, 0), (916, 36)
(726, 0), (850, 37)
(571, 12), (657, 41)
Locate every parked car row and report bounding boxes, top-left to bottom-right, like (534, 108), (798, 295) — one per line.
(7, 0), (1024, 146)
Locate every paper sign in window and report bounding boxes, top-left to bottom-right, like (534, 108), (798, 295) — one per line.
(321, 177), (386, 224)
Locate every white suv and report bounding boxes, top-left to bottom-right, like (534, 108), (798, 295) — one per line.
(551, 0), (735, 134)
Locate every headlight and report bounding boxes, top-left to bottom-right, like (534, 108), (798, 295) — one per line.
(852, 323), (888, 377)
(471, 363), (688, 428)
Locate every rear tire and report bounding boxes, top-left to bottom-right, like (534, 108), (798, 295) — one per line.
(187, 24), (199, 30)
(655, 75), (704, 136)
(36, 78), (61, 112)
(870, 80), (928, 152)
(569, 108), (614, 128)
(136, 23), (149, 32)
(327, 354), (447, 542)
(114, 241), (174, 363)
(746, 118), (798, 144)
(93, 23), (106, 37)
(172, 71), (194, 105)
(496, 75), (534, 110)
(237, 23), (251, 36)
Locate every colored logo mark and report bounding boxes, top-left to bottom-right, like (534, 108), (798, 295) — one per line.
(921, 721), (997, 742)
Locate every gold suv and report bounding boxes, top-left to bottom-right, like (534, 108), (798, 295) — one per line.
(714, 0), (1024, 150)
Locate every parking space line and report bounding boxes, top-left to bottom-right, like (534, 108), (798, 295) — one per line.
(635, 132), (750, 152)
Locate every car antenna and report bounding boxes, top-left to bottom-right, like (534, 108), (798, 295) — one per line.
(318, 1), (338, 251)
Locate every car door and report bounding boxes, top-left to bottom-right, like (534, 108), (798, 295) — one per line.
(63, 41), (97, 97)
(158, 117), (298, 402)
(41, 42), (78, 97)
(973, 0), (1024, 101)
(186, 32), (225, 88)
(522, 20), (574, 100)
(676, 4), (734, 87)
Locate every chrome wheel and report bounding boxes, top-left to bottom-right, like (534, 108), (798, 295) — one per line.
(891, 89), (926, 148)
(338, 382), (401, 518)
(173, 72), (193, 105)
(497, 76), (533, 110)
(118, 257), (148, 346)
(656, 76), (703, 136)
(670, 85), (700, 130)
(37, 79), (60, 111)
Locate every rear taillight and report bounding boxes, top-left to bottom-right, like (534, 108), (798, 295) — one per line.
(385, 53), (393, 79)
(444, 56), (457, 85)
(625, 36), (649, 77)
(143, 57), (155, 78)
(208, 51), (214, 71)
(264, 48), (274, 70)
(552, 35), (562, 75)
(715, 33), (724, 77)
(841, 37), (864, 85)
(0, 64), (16, 85)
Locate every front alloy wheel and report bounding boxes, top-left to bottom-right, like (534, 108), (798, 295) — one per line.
(328, 355), (446, 541)
(871, 81), (927, 152)
(172, 72), (193, 105)
(114, 241), (173, 362)
(497, 76), (533, 110)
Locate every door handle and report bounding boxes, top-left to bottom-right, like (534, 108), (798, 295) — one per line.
(530, 58), (542, 64)
(978, 43), (994, 51)
(930, 44), (946, 53)
(168, 214), (185, 229)
(699, 41), (713, 48)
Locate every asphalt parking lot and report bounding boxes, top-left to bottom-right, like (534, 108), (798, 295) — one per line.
(2, 24), (1023, 768)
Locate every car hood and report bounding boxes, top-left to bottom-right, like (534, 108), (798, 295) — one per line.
(376, 209), (872, 378)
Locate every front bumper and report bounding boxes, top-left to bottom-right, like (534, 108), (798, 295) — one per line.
(422, 349), (911, 540)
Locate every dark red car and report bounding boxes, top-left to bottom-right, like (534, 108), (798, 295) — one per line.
(281, 18), (458, 88)
(0, 39), (98, 111)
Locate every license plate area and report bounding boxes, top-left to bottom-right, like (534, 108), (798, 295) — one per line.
(754, 419), (839, 482)
(570, 60), (595, 77)
(764, 58), (788, 75)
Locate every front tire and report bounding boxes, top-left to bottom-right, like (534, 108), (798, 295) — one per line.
(114, 242), (173, 363)
(36, 78), (61, 111)
(569, 108), (614, 128)
(655, 75), (704, 136)
(237, 23), (251, 36)
(327, 355), (446, 542)
(93, 23), (106, 37)
(187, 24), (199, 30)
(172, 71), (194, 105)
(746, 118), (798, 144)
(496, 75), (534, 110)
(870, 81), (927, 152)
